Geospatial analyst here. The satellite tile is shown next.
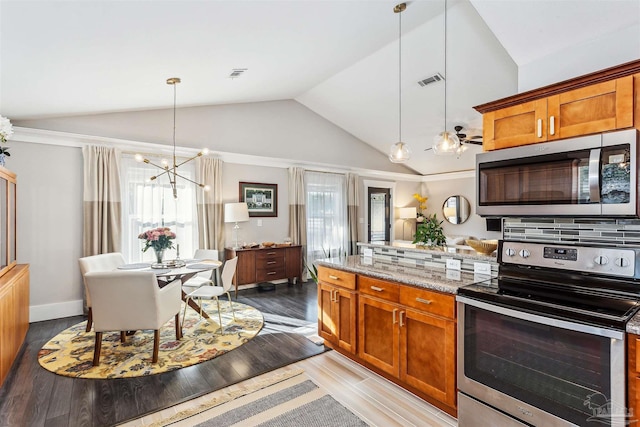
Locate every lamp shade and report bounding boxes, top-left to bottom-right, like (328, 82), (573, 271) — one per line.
(224, 202), (249, 223)
(398, 207), (417, 219)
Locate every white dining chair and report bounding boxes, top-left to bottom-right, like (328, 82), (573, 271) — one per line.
(78, 252), (126, 332)
(183, 257), (238, 333)
(182, 249), (220, 291)
(84, 271), (182, 366)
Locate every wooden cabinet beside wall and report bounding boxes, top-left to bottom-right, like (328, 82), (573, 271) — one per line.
(476, 60), (640, 151)
(318, 266), (457, 416)
(0, 265), (30, 387)
(225, 245), (303, 296)
(317, 267), (357, 353)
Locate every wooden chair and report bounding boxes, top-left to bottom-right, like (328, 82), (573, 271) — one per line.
(84, 271), (182, 365)
(78, 252), (126, 332)
(183, 257), (238, 333)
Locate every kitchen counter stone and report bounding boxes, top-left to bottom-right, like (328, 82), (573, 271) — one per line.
(626, 315), (640, 335)
(316, 255), (493, 295)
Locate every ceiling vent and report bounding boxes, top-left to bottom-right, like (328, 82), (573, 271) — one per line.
(228, 68), (248, 79)
(417, 73), (444, 87)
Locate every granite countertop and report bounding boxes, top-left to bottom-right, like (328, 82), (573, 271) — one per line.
(627, 314), (640, 334)
(315, 255), (493, 295)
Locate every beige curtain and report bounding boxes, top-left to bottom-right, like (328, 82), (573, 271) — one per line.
(288, 166), (307, 256)
(196, 157), (224, 253)
(82, 146), (122, 257)
(346, 173), (359, 255)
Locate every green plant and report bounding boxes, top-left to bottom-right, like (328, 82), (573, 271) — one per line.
(412, 213), (446, 247)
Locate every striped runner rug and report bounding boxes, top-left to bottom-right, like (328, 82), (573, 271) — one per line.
(151, 369), (368, 427)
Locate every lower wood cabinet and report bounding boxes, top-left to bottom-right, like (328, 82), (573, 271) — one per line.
(318, 266), (457, 415)
(628, 333), (640, 423)
(0, 265), (30, 387)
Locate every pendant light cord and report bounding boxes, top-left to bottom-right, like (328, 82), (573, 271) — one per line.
(172, 82), (177, 168)
(443, 0), (448, 133)
(398, 7), (402, 143)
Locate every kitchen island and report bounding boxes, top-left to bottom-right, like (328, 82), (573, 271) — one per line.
(315, 249), (496, 418)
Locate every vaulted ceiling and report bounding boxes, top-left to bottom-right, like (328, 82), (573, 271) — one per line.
(1, 0), (639, 175)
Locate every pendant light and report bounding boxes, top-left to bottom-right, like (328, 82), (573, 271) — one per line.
(389, 3), (411, 163)
(432, 0), (461, 156)
(135, 77), (211, 198)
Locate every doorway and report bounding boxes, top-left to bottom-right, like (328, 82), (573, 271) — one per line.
(368, 187), (390, 242)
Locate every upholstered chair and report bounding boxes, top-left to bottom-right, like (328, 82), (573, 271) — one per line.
(84, 271), (182, 366)
(183, 257), (238, 333)
(78, 252), (126, 332)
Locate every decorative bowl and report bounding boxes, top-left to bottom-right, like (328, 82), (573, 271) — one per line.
(262, 241), (275, 248)
(466, 239), (498, 255)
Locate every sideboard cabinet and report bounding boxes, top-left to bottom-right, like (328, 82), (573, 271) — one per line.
(475, 60), (640, 151)
(225, 245), (303, 296)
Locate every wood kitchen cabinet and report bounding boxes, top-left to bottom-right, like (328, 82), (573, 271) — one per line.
(317, 266), (357, 354)
(627, 333), (640, 424)
(358, 275), (457, 412)
(476, 60), (640, 151)
(225, 245), (303, 296)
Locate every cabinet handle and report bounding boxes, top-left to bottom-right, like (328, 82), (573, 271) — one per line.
(392, 308), (398, 324)
(267, 252), (276, 255)
(370, 286), (384, 292)
(399, 311), (405, 327)
(549, 115), (555, 135)
(331, 289), (337, 302)
(416, 297), (432, 305)
(267, 261), (276, 265)
(537, 119), (542, 138)
(267, 271), (277, 275)
(329, 275), (340, 280)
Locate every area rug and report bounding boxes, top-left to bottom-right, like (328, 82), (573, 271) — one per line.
(147, 369), (368, 427)
(37, 301), (263, 379)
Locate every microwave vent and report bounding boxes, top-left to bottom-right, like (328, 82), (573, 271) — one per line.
(418, 73), (444, 87)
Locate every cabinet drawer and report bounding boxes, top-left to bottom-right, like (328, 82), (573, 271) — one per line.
(256, 267), (286, 282)
(400, 286), (455, 320)
(256, 256), (285, 269)
(358, 276), (400, 303)
(256, 249), (285, 262)
(318, 267), (356, 290)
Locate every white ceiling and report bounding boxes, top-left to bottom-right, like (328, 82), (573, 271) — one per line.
(1, 0), (639, 175)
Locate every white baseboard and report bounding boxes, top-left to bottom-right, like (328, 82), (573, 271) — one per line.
(30, 299), (84, 323)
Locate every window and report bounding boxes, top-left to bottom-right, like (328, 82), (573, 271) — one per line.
(120, 154), (198, 263)
(305, 171), (347, 265)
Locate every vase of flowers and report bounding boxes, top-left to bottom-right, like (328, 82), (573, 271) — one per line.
(0, 116), (13, 167)
(412, 213), (446, 248)
(138, 227), (176, 263)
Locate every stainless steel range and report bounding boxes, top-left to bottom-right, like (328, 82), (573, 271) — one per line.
(456, 240), (640, 427)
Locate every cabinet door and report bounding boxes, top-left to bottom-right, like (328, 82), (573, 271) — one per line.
(399, 308), (456, 408)
(318, 283), (337, 345)
(234, 250), (256, 285)
(284, 246), (302, 282)
(0, 283), (14, 386)
(358, 295), (399, 376)
(483, 99), (547, 150)
(334, 288), (357, 354)
(547, 76), (634, 140)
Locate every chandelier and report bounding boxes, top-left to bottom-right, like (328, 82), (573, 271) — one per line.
(135, 77), (210, 198)
(388, 3), (411, 163)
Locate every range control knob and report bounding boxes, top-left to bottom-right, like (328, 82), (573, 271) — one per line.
(615, 257), (630, 268)
(594, 255), (609, 266)
(505, 248), (517, 257)
(519, 249), (530, 259)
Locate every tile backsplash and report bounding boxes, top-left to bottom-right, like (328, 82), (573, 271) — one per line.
(503, 218), (640, 247)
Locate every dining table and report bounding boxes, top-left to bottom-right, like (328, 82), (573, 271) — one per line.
(117, 259), (223, 320)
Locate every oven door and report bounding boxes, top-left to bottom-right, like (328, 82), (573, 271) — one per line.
(457, 296), (628, 427)
(476, 129), (637, 217)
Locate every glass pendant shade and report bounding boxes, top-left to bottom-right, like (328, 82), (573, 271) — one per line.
(432, 131), (460, 155)
(389, 141), (411, 163)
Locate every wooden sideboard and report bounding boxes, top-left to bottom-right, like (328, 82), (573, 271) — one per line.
(0, 264), (30, 387)
(224, 245), (303, 296)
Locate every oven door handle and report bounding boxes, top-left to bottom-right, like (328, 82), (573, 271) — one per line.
(588, 148), (601, 203)
(456, 295), (624, 340)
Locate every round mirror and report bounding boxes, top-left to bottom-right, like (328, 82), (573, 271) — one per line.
(442, 195), (471, 224)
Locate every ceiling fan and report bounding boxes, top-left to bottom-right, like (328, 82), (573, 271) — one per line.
(424, 125), (483, 152)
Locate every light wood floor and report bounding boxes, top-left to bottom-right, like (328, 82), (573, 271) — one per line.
(122, 350), (458, 427)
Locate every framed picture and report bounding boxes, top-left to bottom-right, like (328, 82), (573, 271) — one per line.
(239, 182), (278, 217)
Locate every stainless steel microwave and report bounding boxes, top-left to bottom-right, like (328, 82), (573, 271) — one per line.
(476, 129), (639, 217)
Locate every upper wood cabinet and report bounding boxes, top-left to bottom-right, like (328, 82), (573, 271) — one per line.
(476, 60), (640, 151)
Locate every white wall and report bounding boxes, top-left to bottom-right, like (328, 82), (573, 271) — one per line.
(519, 24), (640, 91)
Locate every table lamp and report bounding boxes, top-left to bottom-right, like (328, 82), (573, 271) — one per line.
(399, 207), (417, 240)
(225, 202), (250, 249)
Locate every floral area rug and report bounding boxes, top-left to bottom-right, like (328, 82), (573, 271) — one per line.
(38, 300), (263, 379)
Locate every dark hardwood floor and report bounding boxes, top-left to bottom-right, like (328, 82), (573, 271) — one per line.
(0, 281), (325, 427)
